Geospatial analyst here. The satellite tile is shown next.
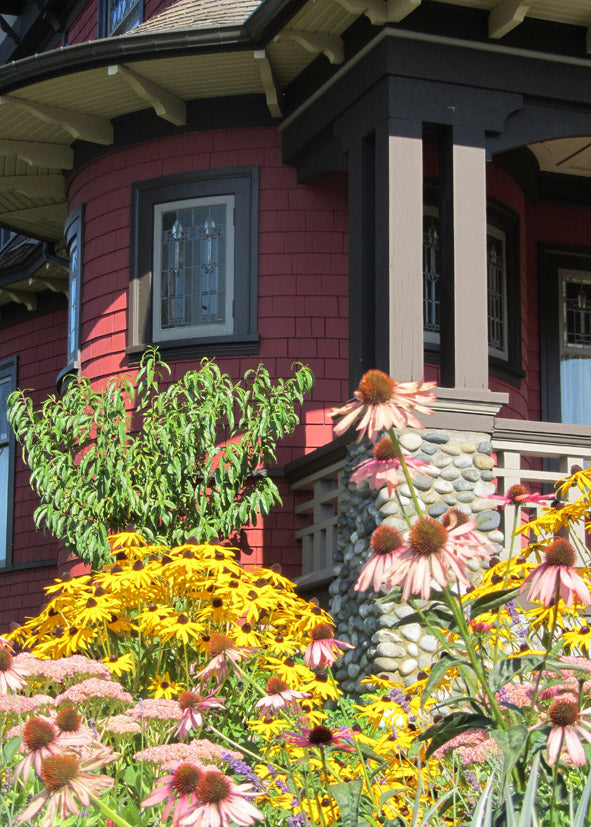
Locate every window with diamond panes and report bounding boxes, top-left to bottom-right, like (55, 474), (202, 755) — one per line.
(422, 211), (508, 358)
(153, 197), (234, 341)
(100, 0), (142, 36)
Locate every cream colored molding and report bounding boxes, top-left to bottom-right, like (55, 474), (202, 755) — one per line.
(335, 0), (421, 25)
(107, 65), (186, 126)
(0, 96), (113, 145)
(276, 30), (344, 65)
(253, 51), (282, 118)
(0, 140), (73, 169)
(489, 0), (531, 40)
(28, 276), (68, 294)
(0, 288), (37, 311)
(0, 203), (66, 227)
(0, 174), (64, 199)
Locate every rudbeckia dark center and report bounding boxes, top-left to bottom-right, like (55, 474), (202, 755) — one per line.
(198, 771), (231, 803)
(545, 538), (576, 568)
(374, 438), (398, 461)
(308, 725), (333, 745)
(371, 525), (403, 555)
(549, 699), (579, 727)
(40, 754), (79, 792)
(172, 763), (202, 795)
(357, 370), (395, 405)
(409, 517), (447, 556)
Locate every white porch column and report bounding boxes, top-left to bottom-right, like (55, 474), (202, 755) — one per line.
(452, 141), (489, 389)
(375, 119), (424, 381)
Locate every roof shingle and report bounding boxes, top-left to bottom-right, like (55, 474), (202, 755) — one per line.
(132, 0), (264, 34)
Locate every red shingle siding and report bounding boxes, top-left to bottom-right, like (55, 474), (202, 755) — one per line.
(68, 1), (97, 43)
(67, 126), (348, 572)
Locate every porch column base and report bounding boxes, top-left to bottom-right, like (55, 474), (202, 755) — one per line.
(427, 387), (509, 431)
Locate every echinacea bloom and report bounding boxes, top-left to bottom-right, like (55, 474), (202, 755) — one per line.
(383, 516), (492, 601)
(14, 716), (92, 784)
(16, 747), (115, 826)
(180, 770), (264, 827)
(254, 676), (310, 717)
(350, 437), (429, 496)
(520, 538), (591, 608)
(331, 369), (436, 442)
(141, 761), (204, 826)
(355, 525), (406, 593)
(488, 483), (554, 509)
(303, 623), (354, 669)
(0, 644), (29, 693)
(545, 698), (591, 765)
(176, 690), (225, 739)
(196, 633), (257, 685)
(285, 724), (355, 752)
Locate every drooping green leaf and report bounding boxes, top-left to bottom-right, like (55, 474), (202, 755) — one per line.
(419, 711), (495, 758)
(468, 587), (521, 619)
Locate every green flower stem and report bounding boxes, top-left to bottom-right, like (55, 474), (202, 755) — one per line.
(395, 487), (414, 531)
(387, 427), (424, 518)
(90, 794), (134, 827)
(527, 578), (562, 727)
(501, 505), (521, 590)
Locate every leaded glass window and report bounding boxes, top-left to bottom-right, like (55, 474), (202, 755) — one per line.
(153, 196), (234, 341)
(423, 211), (440, 345)
(0, 359), (16, 569)
(65, 206), (83, 368)
(107, 0), (141, 35)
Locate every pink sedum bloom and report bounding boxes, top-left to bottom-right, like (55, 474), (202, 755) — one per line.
(255, 677), (310, 717)
(180, 770), (264, 827)
(331, 370), (435, 442)
(384, 516), (492, 601)
(545, 698), (591, 766)
(304, 623), (354, 669)
(350, 437), (429, 496)
(0, 644), (30, 693)
(520, 538), (591, 608)
(355, 525), (405, 593)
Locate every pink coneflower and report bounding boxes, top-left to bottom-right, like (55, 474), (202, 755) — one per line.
(488, 483), (553, 509)
(520, 538), (591, 608)
(16, 747), (115, 826)
(196, 633), (256, 685)
(546, 698), (591, 765)
(354, 525), (406, 593)
(176, 690), (226, 739)
(303, 624), (354, 669)
(331, 370), (436, 442)
(285, 724), (355, 752)
(350, 437), (429, 496)
(180, 770), (264, 827)
(383, 516), (492, 601)
(0, 644), (30, 693)
(255, 677), (310, 717)
(141, 761), (205, 826)
(14, 716), (92, 785)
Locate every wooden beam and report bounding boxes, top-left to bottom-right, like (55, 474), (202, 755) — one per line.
(489, 0), (530, 40)
(277, 30), (344, 65)
(0, 140), (73, 169)
(107, 65), (186, 126)
(253, 51), (282, 118)
(0, 96), (113, 145)
(0, 203), (66, 227)
(335, 0), (421, 25)
(0, 288), (37, 310)
(0, 174), (64, 199)
(28, 276), (68, 295)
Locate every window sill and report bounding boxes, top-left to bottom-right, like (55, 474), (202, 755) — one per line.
(126, 335), (260, 363)
(0, 558), (57, 573)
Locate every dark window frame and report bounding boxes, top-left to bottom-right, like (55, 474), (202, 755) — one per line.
(98, 0), (144, 38)
(539, 245), (591, 424)
(57, 204), (84, 390)
(128, 167), (259, 362)
(0, 356), (17, 570)
(423, 186), (523, 385)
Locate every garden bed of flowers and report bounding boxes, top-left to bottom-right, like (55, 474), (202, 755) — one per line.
(2, 371), (591, 825)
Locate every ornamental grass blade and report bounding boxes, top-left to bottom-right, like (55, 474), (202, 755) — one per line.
(469, 772), (495, 827)
(573, 767), (591, 827)
(518, 752), (541, 827)
(503, 787), (518, 827)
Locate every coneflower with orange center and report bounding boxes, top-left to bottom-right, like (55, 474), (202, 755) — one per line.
(0, 644), (29, 694)
(331, 369), (435, 442)
(489, 483), (554, 509)
(354, 525), (406, 593)
(544, 698), (591, 765)
(255, 675), (310, 716)
(175, 689), (225, 739)
(350, 436), (429, 497)
(303, 623), (354, 669)
(180, 769), (264, 827)
(285, 724), (355, 752)
(141, 761), (205, 826)
(383, 515), (492, 601)
(195, 633), (257, 686)
(520, 538), (591, 608)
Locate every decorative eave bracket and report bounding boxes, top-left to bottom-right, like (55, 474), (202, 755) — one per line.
(275, 30), (344, 65)
(0, 96), (113, 145)
(335, 0), (421, 25)
(488, 0), (531, 40)
(0, 288), (37, 310)
(0, 174), (65, 199)
(29, 275), (68, 295)
(253, 51), (282, 118)
(107, 65), (186, 126)
(0, 140), (73, 169)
